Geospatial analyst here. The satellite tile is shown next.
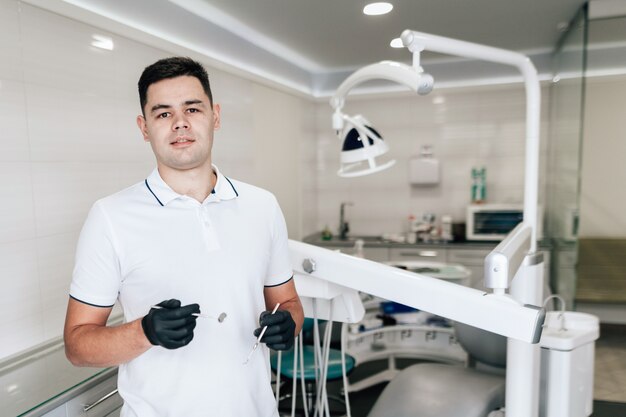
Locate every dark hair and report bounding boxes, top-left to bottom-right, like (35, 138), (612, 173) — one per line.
(138, 57), (213, 114)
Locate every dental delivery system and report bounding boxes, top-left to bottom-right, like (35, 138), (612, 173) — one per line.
(296, 29), (547, 417)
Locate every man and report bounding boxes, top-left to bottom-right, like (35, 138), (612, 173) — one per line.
(64, 57), (304, 417)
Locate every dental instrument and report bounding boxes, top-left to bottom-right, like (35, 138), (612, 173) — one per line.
(150, 305), (227, 322)
(243, 302), (280, 365)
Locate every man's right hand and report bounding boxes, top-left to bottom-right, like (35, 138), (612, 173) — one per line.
(141, 299), (200, 349)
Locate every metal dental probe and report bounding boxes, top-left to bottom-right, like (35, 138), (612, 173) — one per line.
(150, 305), (227, 323)
(243, 302), (281, 365)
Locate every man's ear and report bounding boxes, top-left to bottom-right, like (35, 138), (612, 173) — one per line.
(136, 115), (149, 142)
(212, 103), (221, 130)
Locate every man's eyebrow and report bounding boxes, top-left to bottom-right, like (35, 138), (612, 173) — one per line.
(150, 103), (171, 114)
(150, 100), (206, 114)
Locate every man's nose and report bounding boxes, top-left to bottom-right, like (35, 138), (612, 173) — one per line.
(173, 115), (190, 131)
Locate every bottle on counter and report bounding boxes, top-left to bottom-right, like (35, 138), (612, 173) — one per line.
(406, 214), (418, 244)
(471, 167), (487, 204)
(420, 213), (436, 243)
(321, 225), (333, 241)
(353, 239), (365, 258)
(441, 215), (453, 242)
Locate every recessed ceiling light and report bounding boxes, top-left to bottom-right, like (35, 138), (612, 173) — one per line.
(363, 2), (393, 16)
(390, 38), (403, 48)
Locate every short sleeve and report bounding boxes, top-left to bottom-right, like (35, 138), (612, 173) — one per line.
(264, 197), (293, 287)
(70, 202), (121, 307)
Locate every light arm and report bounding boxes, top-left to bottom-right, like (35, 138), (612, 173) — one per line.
(290, 240), (545, 344)
(401, 29), (541, 248)
(484, 222), (532, 292)
(330, 61), (434, 131)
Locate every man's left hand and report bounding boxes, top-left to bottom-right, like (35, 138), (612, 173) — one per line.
(253, 309), (296, 351)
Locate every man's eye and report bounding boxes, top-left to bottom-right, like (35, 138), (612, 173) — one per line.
(187, 108), (199, 113)
(157, 112), (170, 119)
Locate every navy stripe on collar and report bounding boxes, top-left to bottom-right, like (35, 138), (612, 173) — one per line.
(145, 179), (164, 206)
(224, 176), (239, 197)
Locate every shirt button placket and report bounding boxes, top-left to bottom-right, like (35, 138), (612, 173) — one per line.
(201, 207), (211, 228)
(200, 205), (220, 252)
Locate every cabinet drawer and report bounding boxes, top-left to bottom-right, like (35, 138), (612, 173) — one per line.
(389, 248), (445, 262)
(327, 246), (389, 262)
(362, 247), (389, 262)
(65, 375), (122, 417)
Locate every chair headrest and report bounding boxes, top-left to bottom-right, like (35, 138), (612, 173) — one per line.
(454, 322), (507, 368)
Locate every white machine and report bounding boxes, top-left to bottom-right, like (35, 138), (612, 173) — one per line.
(290, 29), (598, 417)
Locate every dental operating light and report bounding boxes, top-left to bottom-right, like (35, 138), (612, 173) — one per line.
(330, 61), (434, 177)
(337, 114), (395, 177)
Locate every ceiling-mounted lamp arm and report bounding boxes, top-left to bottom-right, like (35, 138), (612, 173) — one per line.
(330, 61), (434, 131)
(402, 29), (541, 250)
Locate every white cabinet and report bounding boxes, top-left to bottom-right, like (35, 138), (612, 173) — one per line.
(65, 373), (121, 417)
(37, 372), (122, 417)
(361, 247), (390, 262)
(318, 245), (389, 262)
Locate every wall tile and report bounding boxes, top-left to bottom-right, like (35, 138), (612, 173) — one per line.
(20, 3), (116, 97)
(0, 239), (41, 326)
(36, 232), (78, 312)
(0, 312), (44, 359)
(0, 0), (22, 81)
(0, 79), (30, 162)
(25, 84), (122, 162)
(0, 162), (36, 244)
(31, 162), (121, 237)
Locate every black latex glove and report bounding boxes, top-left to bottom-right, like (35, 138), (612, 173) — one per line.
(141, 299), (200, 349)
(253, 309), (296, 351)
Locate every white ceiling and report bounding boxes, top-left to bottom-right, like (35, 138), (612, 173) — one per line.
(190, 0), (585, 69)
(33, 0), (591, 96)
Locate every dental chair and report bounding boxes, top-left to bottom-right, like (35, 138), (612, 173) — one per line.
(367, 321), (507, 417)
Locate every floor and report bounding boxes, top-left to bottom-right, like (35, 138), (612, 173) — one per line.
(277, 324), (626, 417)
(593, 324), (626, 403)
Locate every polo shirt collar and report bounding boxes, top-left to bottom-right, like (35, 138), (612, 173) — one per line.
(211, 165), (239, 201)
(145, 165), (239, 206)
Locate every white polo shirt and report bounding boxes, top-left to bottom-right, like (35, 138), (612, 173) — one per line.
(70, 166), (292, 417)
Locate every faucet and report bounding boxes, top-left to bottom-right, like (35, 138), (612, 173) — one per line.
(339, 202), (353, 240)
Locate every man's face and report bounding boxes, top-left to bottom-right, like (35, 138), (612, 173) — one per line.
(137, 75), (220, 173)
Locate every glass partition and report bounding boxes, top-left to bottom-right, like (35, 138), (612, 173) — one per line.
(545, 5), (587, 309)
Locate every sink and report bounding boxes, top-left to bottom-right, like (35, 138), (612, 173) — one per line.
(336, 235), (387, 243)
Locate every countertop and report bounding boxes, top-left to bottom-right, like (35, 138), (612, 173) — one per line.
(302, 232), (553, 250)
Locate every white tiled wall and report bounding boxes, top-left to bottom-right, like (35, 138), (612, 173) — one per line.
(0, 0), (312, 360)
(313, 86), (551, 236)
